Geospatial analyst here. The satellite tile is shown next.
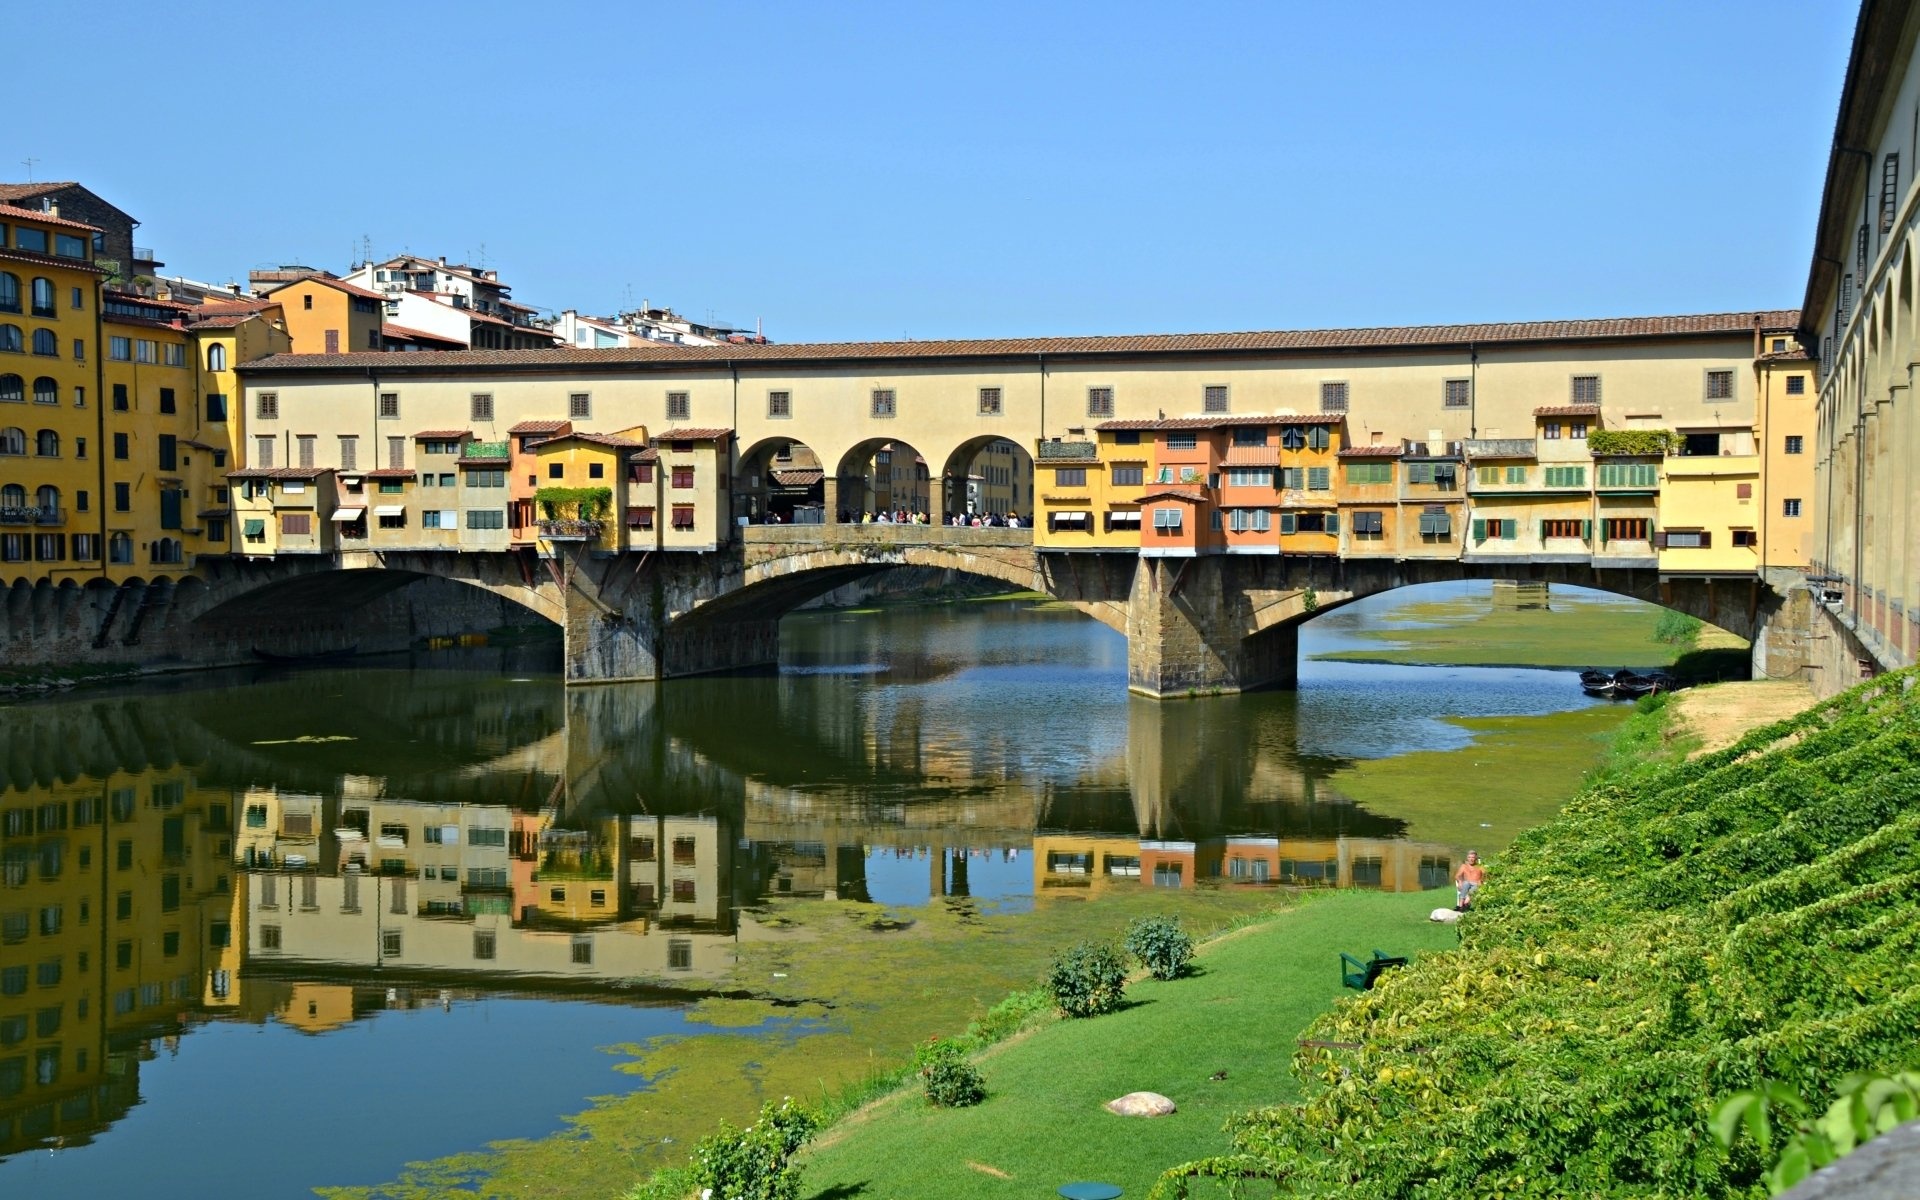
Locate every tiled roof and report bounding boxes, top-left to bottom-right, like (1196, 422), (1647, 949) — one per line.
(187, 312), (263, 329)
(770, 467), (824, 487)
(1134, 488), (1211, 504)
(541, 431), (644, 449)
(383, 322), (465, 345)
(0, 246), (108, 275)
(0, 201), (103, 234)
(267, 275), (386, 301)
(508, 418), (570, 434)
(228, 467), (328, 480)
(655, 427), (732, 441)
(1337, 444), (1406, 458)
(630, 448), (660, 462)
(0, 183), (79, 201)
(1534, 404), (1602, 417)
(1096, 417), (1226, 431)
(363, 468), (416, 479)
(1759, 348), (1815, 362)
(236, 309), (1804, 374)
(412, 429), (470, 440)
(1220, 446), (1280, 466)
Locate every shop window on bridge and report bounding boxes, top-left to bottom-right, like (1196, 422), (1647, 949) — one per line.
(1344, 461), (1392, 485)
(670, 505), (695, 530)
(1227, 508), (1271, 533)
(1596, 462), (1657, 489)
(1111, 465), (1143, 486)
(1471, 518), (1515, 542)
(1231, 425), (1265, 447)
(1660, 530), (1711, 549)
(1602, 517), (1650, 543)
(1166, 431), (1198, 450)
(1417, 509), (1452, 541)
(1733, 529), (1758, 547)
(1542, 519), (1590, 541)
(1103, 854), (1140, 878)
(627, 506), (655, 530)
(1543, 465), (1585, 487)
(1053, 467), (1086, 487)
(1350, 510), (1385, 539)
(1151, 507), (1183, 532)
(1152, 862), (1184, 889)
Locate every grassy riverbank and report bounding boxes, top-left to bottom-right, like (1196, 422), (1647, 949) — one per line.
(1150, 675), (1915, 1198)
(1324, 703), (1630, 849)
(793, 890), (1459, 1199)
(1314, 588), (1746, 673)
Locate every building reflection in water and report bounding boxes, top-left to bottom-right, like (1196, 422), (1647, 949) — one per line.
(1, 657), (1466, 1159)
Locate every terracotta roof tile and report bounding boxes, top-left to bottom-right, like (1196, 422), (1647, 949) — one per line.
(1534, 404), (1602, 417)
(187, 312), (261, 330)
(655, 428), (732, 441)
(266, 275), (387, 301)
(363, 468), (416, 479)
(0, 201), (104, 234)
(508, 418), (571, 434)
(228, 467), (328, 480)
(0, 246), (108, 275)
(540, 431), (644, 449)
(412, 429), (470, 440)
(770, 467), (824, 486)
(0, 183), (79, 201)
(629, 448), (660, 462)
(236, 309), (1804, 374)
(383, 322), (465, 345)
(1337, 444), (1406, 458)
(1134, 488), (1211, 504)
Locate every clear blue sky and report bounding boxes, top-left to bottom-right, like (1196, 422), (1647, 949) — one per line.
(22, 1), (1854, 342)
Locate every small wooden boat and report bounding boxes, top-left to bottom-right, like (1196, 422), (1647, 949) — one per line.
(1579, 669), (1619, 697)
(1612, 669), (1678, 698)
(251, 645), (358, 665)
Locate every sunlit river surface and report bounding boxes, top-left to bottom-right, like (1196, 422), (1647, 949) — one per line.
(0, 582), (1621, 1197)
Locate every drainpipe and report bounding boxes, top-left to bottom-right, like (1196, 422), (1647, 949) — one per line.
(93, 276), (107, 581)
(1468, 343), (1478, 440)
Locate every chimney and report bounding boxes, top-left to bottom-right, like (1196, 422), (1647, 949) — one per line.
(438, 256), (447, 267)
(228, 283), (242, 296)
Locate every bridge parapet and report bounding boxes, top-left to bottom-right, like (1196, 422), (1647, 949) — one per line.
(740, 524), (1033, 554)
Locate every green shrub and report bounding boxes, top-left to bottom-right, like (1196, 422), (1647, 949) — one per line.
(1587, 428), (1679, 456)
(1125, 915), (1195, 980)
(917, 1039), (988, 1108)
(687, 1097), (821, 1200)
(1048, 940), (1128, 1017)
(1654, 609), (1703, 646)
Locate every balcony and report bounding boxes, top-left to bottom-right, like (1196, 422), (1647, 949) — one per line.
(461, 440), (510, 462)
(1038, 440), (1097, 461)
(538, 518), (603, 541)
(1464, 439), (1536, 459)
(0, 506), (62, 527)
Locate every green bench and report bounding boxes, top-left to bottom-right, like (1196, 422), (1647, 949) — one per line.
(1340, 949), (1409, 990)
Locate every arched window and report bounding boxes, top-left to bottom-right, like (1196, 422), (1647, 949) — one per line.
(35, 430), (57, 457)
(0, 483), (25, 509)
(150, 537), (182, 565)
(0, 273), (17, 313)
(108, 532), (132, 564)
(34, 485), (57, 513)
(29, 278), (54, 318)
(31, 377), (55, 406)
(0, 427), (23, 455)
(30, 329), (56, 357)
(0, 375), (21, 404)
(206, 343), (227, 372)
(0, 325), (19, 353)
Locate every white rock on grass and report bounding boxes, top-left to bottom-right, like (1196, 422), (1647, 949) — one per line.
(1105, 1091), (1177, 1117)
(1430, 907), (1462, 923)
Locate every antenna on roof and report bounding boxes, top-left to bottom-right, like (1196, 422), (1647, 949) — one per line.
(19, 157), (39, 182)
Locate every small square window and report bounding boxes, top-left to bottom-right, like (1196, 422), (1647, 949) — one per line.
(767, 390), (791, 418)
(978, 387), (1002, 415)
(1443, 379), (1470, 407)
(470, 393), (494, 422)
(1784, 435), (1804, 454)
(1203, 385), (1229, 413)
(1785, 375), (1807, 395)
(666, 391), (690, 421)
(569, 392), (591, 419)
(1319, 381), (1349, 413)
(871, 389), (896, 418)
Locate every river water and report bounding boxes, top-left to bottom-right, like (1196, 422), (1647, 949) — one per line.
(0, 581), (1616, 1198)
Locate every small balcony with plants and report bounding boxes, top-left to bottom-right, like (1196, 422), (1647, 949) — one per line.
(536, 486), (611, 540)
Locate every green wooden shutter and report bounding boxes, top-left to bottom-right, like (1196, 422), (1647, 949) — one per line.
(159, 489), (181, 531)
(1582, 519), (1592, 542)
(1472, 518), (1486, 541)
(1325, 512), (1339, 534)
(1280, 512), (1297, 535)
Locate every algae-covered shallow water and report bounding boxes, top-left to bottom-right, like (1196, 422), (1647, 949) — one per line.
(0, 580), (1644, 1198)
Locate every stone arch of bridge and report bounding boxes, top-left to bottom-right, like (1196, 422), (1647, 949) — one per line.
(185, 554), (563, 630)
(667, 537), (1126, 637)
(832, 436), (936, 521)
(1234, 561), (1762, 647)
(937, 433), (1035, 520)
(734, 435), (828, 524)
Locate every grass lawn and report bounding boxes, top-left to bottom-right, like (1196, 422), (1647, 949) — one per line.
(797, 888), (1460, 1200)
(1314, 592), (1731, 670)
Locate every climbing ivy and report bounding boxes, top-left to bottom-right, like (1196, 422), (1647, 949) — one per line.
(534, 486), (612, 519)
(1587, 428), (1679, 456)
(1153, 669), (1920, 1199)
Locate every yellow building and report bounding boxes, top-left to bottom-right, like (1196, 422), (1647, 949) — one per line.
(1754, 351), (1816, 570)
(186, 303), (290, 555)
(230, 466), (334, 557)
(100, 292), (212, 580)
(649, 428), (733, 551)
(0, 203), (107, 583)
(260, 275), (384, 356)
(531, 428), (647, 554)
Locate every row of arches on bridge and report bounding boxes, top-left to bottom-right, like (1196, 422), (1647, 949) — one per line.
(735, 434), (1035, 524)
